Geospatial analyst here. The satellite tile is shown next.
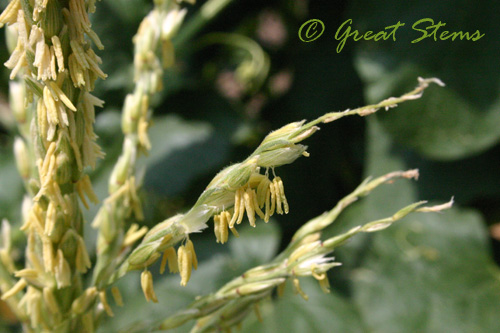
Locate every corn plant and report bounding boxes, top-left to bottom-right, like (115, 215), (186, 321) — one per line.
(0, 0), (451, 332)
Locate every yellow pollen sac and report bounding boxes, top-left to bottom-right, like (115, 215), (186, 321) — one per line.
(213, 214), (221, 243)
(160, 247), (178, 274)
(1, 278), (27, 300)
(243, 188), (256, 227)
(140, 270), (158, 303)
(229, 188), (245, 228)
(177, 245), (191, 287)
(99, 290), (114, 316)
(186, 240), (198, 270)
(273, 180), (283, 215)
(318, 275), (331, 294)
(111, 287), (124, 307)
(293, 278), (309, 301)
(214, 211), (230, 244)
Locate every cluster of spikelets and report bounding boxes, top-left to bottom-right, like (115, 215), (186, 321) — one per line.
(213, 174), (289, 244)
(0, 0), (108, 330)
(123, 119), (317, 302)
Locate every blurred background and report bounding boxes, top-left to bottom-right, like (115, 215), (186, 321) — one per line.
(0, 0), (499, 331)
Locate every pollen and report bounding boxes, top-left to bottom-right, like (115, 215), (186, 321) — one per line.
(178, 240), (197, 286)
(160, 247), (178, 274)
(99, 290), (114, 317)
(140, 270), (158, 303)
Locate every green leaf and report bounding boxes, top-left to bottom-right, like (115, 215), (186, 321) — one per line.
(348, 0), (500, 160)
(333, 117), (500, 332)
(356, 61), (500, 160)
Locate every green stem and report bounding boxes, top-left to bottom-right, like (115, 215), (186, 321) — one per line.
(174, 0), (236, 48)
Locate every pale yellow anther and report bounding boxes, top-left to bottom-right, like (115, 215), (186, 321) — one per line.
(163, 247), (178, 273)
(273, 179), (283, 215)
(99, 290), (114, 316)
(1, 278), (27, 300)
(43, 86), (59, 126)
(186, 239), (198, 270)
(269, 182), (276, 216)
(276, 177), (289, 214)
(220, 211), (231, 243)
(14, 268), (38, 278)
(72, 287), (98, 315)
(264, 187), (271, 222)
(251, 189), (265, 219)
(47, 81), (77, 111)
(37, 100), (48, 138)
(75, 235), (91, 273)
(318, 275), (331, 294)
(85, 50), (107, 79)
(236, 190), (245, 225)
(229, 189), (241, 228)
(213, 215), (221, 243)
(177, 245), (191, 286)
(293, 278), (309, 301)
(140, 270), (158, 303)
(70, 40), (90, 69)
(256, 176), (271, 207)
(244, 188), (256, 227)
(277, 281), (286, 298)
(49, 47), (56, 80)
(123, 223), (148, 247)
(0, 0), (21, 26)
(51, 36), (65, 72)
(111, 287), (124, 307)
(229, 225), (239, 237)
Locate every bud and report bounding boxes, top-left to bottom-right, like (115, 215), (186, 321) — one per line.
(128, 242), (162, 267)
(41, 0), (63, 38)
(121, 93), (141, 134)
(9, 81), (26, 124)
(261, 121), (305, 145)
(257, 145), (308, 168)
(225, 158), (258, 190)
(232, 278), (285, 296)
(72, 287), (98, 315)
(109, 145), (132, 193)
(58, 229), (79, 267)
(289, 126), (320, 143)
(54, 249), (71, 288)
(14, 137), (30, 179)
(55, 135), (74, 184)
(161, 8), (187, 40)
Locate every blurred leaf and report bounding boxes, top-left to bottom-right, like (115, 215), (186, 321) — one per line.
(349, 0), (500, 160)
(0, 144), (23, 225)
(356, 61), (500, 160)
(142, 114), (221, 198)
(228, 221), (281, 272)
(334, 118), (500, 332)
